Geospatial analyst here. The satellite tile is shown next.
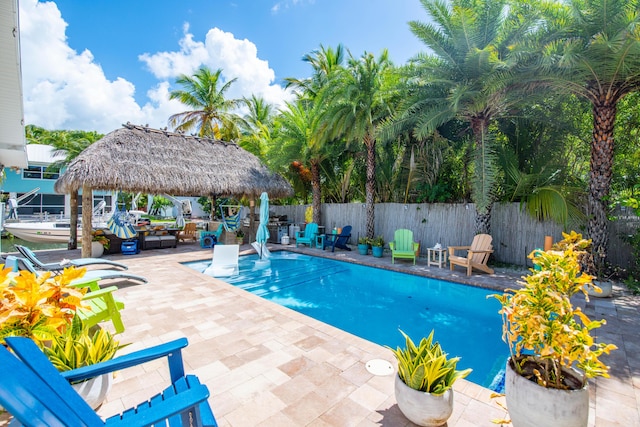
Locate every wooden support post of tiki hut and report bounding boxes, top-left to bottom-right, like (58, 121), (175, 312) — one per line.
(81, 185), (93, 258)
(69, 190), (78, 250)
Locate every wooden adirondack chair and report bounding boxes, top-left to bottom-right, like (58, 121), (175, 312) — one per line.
(72, 277), (126, 334)
(448, 234), (495, 276)
(0, 336), (218, 427)
(323, 225), (352, 252)
(177, 222), (198, 242)
(296, 222), (319, 247)
(389, 229), (420, 264)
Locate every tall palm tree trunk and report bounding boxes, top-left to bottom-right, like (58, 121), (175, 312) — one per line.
(471, 116), (493, 235)
(588, 100), (617, 270)
(311, 160), (322, 224)
(365, 134), (376, 239)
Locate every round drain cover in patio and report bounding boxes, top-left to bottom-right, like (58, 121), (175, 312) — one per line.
(366, 359), (394, 376)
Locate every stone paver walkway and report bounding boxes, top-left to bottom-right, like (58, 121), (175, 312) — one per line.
(1, 242), (638, 426)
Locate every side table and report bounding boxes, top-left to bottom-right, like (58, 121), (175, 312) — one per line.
(315, 234), (325, 249)
(427, 247), (447, 268)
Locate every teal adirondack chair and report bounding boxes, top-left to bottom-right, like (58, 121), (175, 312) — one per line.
(296, 223), (319, 247)
(389, 229), (420, 264)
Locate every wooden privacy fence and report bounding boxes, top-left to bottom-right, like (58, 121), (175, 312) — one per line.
(270, 202), (636, 269)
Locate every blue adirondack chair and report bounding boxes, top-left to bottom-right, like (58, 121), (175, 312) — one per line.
(389, 229), (420, 264)
(0, 336), (218, 427)
(323, 225), (352, 252)
(295, 222), (318, 247)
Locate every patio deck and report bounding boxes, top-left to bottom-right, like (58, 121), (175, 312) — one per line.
(1, 241), (638, 426)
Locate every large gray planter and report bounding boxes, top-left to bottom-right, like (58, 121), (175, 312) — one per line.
(394, 375), (453, 427)
(505, 360), (588, 427)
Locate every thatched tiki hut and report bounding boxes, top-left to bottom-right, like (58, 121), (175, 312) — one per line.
(54, 124), (293, 256)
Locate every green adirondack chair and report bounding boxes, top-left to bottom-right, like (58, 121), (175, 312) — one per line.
(296, 223), (319, 248)
(389, 229), (420, 265)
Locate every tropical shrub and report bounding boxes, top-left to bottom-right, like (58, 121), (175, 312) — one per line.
(0, 266), (87, 345)
(492, 231), (617, 390)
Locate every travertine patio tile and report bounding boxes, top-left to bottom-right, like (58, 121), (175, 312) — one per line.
(348, 382), (389, 411)
(281, 391), (333, 425)
(271, 375), (317, 405)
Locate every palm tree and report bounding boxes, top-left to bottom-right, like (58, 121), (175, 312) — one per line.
(168, 67), (244, 139)
(536, 0), (640, 269)
(285, 44), (345, 99)
(280, 44), (346, 223)
(323, 50), (398, 238)
(272, 99), (326, 223)
(397, 0), (543, 234)
(238, 95), (275, 158)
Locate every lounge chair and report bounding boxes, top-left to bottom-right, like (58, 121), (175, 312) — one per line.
(4, 255), (126, 334)
(14, 256), (148, 284)
(177, 222), (198, 242)
(389, 229), (420, 264)
(323, 225), (352, 252)
(15, 244), (128, 272)
(295, 223), (318, 248)
(448, 233), (495, 276)
(0, 337), (218, 427)
(204, 244), (239, 277)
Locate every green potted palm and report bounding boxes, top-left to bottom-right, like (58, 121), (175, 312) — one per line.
(388, 330), (471, 427)
(492, 231), (617, 427)
(371, 235), (384, 258)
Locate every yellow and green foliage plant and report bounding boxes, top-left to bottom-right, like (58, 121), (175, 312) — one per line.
(492, 231), (617, 390)
(388, 330), (472, 395)
(43, 315), (125, 373)
(0, 265), (88, 345)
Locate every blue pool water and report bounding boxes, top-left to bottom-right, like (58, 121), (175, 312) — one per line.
(185, 251), (508, 390)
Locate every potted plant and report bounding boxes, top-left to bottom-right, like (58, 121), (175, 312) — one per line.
(388, 330), (471, 427)
(357, 237), (370, 255)
(91, 230), (110, 258)
(371, 235), (384, 258)
(492, 231), (617, 427)
(42, 316), (127, 409)
(0, 266), (87, 344)
(235, 229), (245, 244)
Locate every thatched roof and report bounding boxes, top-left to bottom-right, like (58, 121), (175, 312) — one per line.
(54, 124), (293, 199)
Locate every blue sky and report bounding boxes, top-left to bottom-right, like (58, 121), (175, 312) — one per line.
(19, 0), (427, 133)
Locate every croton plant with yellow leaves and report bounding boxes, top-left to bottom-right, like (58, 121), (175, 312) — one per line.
(0, 264), (88, 345)
(492, 231), (617, 390)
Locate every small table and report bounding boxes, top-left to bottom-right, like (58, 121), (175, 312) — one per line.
(427, 247), (447, 268)
(315, 234), (325, 249)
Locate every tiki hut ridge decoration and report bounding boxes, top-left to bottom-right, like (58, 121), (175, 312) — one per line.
(55, 124), (293, 256)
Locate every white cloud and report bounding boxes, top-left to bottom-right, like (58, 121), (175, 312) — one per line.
(140, 26), (293, 110)
(18, 0), (291, 134)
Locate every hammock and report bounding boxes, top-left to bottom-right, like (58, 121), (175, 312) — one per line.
(107, 209), (137, 239)
(220, 205), (244, 232)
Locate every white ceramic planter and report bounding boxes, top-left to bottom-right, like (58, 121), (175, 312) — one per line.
(505, 360), (588, 427)
(394, 375), (453, 427)
(72, 373), (112, 410)
(587, 280), (613, 298)
(91, 241), (104, 258)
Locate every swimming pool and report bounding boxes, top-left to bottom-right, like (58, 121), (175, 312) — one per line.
(185, 251), (507, 389)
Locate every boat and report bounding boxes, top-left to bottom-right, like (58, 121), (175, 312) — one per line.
(3, 221), (87, 243)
